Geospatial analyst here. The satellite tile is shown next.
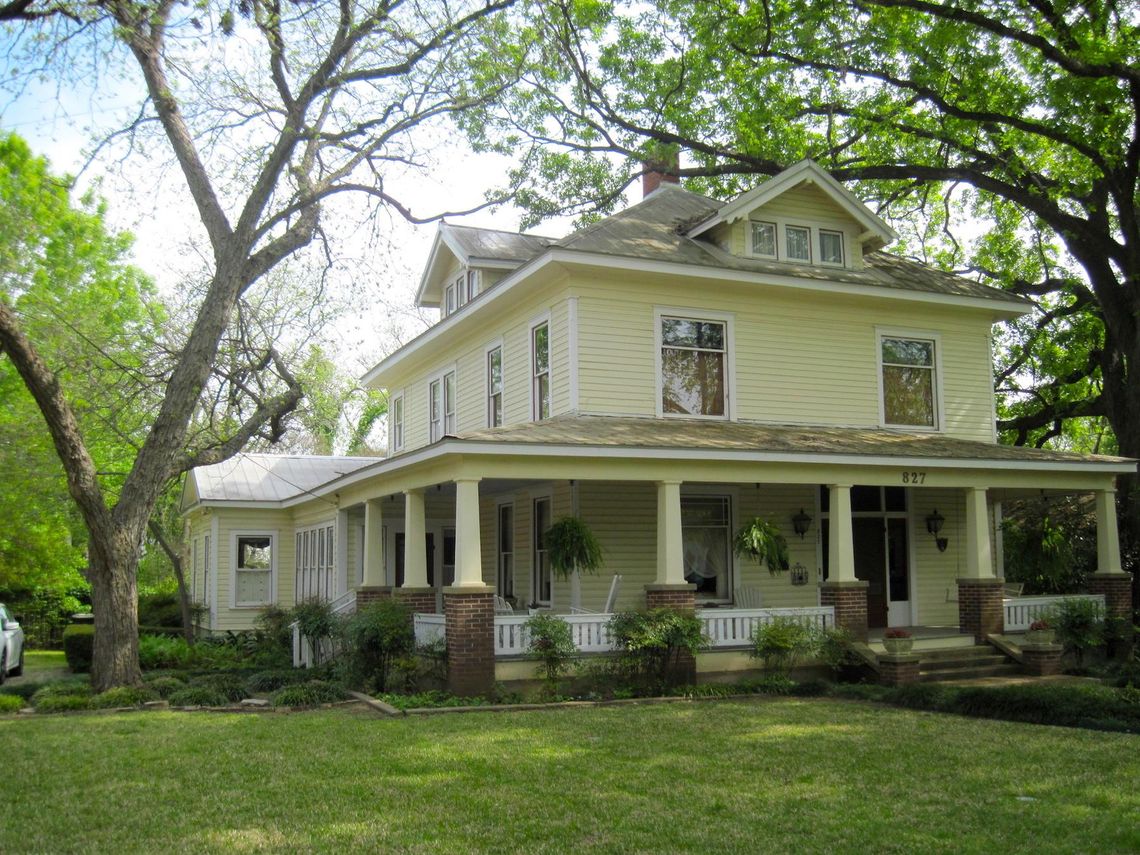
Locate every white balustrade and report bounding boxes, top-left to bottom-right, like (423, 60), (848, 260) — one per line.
(1003, 594), (1104, 632)
(414, 613), (447, 647)
(330, 590), (357, 616)
(700, 607), (835, 649)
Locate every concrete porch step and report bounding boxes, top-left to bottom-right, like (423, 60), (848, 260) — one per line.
(919, 662), (1024, 682)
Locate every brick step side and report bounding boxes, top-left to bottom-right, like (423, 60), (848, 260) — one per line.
(918, 645), (1004, 662)
(919, 653), (1009, 670)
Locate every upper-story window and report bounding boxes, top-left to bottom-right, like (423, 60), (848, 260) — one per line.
(466, 270), (480, 301)
(429, 370), (456, 441)
(454, 273), (467, 308)
(785, 225), (811, 262)
(487, 346), (503, 427)
(819, 229), (844, 265)
(532, 321), (550, 420)
(880, 335), (938, 428)
(660, 315), (728, 418)
(389, 392), (404, 452)
(444, 283), (457, 317)
(751, 221), (776, 258)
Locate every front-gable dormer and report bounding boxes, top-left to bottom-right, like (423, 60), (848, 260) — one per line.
(416, 222), (552, 321)
(688, 159), (897, 271)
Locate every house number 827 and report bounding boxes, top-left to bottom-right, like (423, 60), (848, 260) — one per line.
(901, 471), (926, 484)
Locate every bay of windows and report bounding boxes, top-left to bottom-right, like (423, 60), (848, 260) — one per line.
(881, 336), (937, 427)
(749, 219), (847, 268)
(661, 316), (726, 417)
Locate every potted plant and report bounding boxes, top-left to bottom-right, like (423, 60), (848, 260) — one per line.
(545, 516), (604, 579)
(732, 517), (790, 575)
(882, 627), (913, 655)
(1025, 618), (1055, 647)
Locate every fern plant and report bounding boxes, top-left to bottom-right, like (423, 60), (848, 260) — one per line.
(733, 517), (790, 574)
(545, 516), (604, 579)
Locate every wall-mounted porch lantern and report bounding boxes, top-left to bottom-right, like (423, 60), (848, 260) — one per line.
(925, 509), (949, 552)
(791, 508), (813, 539)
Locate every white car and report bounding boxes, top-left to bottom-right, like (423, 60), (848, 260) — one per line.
(0, 603), (25, 683)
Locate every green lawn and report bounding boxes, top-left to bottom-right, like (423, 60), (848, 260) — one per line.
(2, 698), (1137, 853)
(20, 649), (67, 676)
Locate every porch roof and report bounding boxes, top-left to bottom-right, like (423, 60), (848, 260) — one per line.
(452, 415), (1133, 468)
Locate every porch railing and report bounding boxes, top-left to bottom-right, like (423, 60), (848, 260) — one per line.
(414, 613), (447, 647)
(413, 607), (836, 657)
(1003, 594), (1104, 632)
(700, 607), (834, 648)
(330, 589), (358, 616)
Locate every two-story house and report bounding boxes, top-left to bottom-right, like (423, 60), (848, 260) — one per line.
(182, 160), (1134, 694)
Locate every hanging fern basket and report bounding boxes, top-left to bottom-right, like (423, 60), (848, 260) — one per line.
(732, 517), (790, 575)
(544, 516), (604, 579)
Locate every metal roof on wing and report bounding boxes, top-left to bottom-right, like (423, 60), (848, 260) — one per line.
(188, 453), (379, 504)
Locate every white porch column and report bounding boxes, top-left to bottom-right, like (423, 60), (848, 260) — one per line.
(1096, 489), (1123, 574)
(963, 487), (995, 579)
(656, 480), (685, 585)
(827, 485), (856, 582)
(362, 499), (384, 588)
(335, 508), (350, 593)
(403, 488), (428, 588)
(454, 478), (485, 587)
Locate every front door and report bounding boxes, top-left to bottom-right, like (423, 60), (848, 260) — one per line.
(853, 519), (889, 628)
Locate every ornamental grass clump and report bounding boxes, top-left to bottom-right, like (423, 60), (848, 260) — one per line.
(269, 680), (347, 708)
(143, 676), (187, 699)
(90, 686), (159, 709)
(0, 694), (24, 713)
(167, 686), (231, 708)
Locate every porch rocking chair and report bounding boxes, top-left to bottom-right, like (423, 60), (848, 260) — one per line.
(733, 586), (763, 609)
(493, 595), (516, 615)
(570, 574), (623, 615)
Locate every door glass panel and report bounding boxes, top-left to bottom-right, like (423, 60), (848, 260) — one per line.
(887, 518), (909, 602)
(885, 487), (906, 512)
(442, 528), (456, 587)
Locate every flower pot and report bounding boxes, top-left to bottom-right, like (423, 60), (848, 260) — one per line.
(1024, 629), (1056, 646)
(882, 636), (913, 655)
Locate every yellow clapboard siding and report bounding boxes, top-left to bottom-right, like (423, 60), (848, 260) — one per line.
(211, 508), (295, 633)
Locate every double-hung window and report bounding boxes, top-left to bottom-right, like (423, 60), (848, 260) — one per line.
(682, 495), (732, 601)
(533, 496), (551, 604)
(234, 533), (274, 607)
(429, 371), (456, 442)
(444, 283), (457, 317)
(660, 316), (728, 417)
(751, 221), (777, 258)
(498, 503), (514, 599)
(880, 335), (938, 428)
(532, 321), (550, 421)
(819, 229), (844, 265)
(785, 225), (811, 262)
(487, 346), (503, 427)
(389, 393), (404, 452)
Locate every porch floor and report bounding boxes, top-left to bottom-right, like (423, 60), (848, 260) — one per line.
(866, 625), (975, 654)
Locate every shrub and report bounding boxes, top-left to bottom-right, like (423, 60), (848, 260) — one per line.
(339, 600), (414, 692)
(947, 682), (1140, 731)
(743, 674), (797, 695)
(90, 686), (160, 709)
(376, 690), (487, 710)
(751, 619), (816, 677)
(816, 627), (864, 680)
(1048, 598), (1105, 665)
(35, 694), (92, 713)
(31, 680), (92, 703)
(291, 599), (339, 668)
(145, 676), (187, 699)
(167, 686), (231, 707)
(525, 613), (577, 696)
(0, 694), (24, 713)
(789, 678), (831, 697)
(191, 673), (249, 702)
(269, 680), (347, 708)
(62, 624), (94, 673)
(0, 680), (49, 701)
(246, 670), (306, 693)
(137, 592), (183, 628)
(138, 634), (193, 670)
(254, 605), (295, 663)
(608, 607), (706, 690)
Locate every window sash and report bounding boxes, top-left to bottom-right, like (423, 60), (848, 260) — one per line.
(533, 498), (551, 604)
(660, 316), (727, 417)
(498, 504), (514, 598)
(681, 496), (732, 600)
(235, 534), (273, 606)
(390, 395), (404, 451)
(487, 347), (503, 427)
(819, 230), (844, 265)
(881, 337), (936, 427)
(785, 225), (811, 261)
(532, 322), (550, 420)
(443, 371), (456, 435)
(751, 221), (776, 257)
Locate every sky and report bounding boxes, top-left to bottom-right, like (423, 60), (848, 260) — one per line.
(0, 27), (599, 378)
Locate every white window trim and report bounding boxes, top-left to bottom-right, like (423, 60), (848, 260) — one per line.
(654, 306), (736, 421)
(230, 530), (278, 609)
(484, 339), (504, 428)
(875, 327), (944, 432)
(746, 215), (852, 269)
(497, 499), (515, 599)
(818, 228), (845, 267)
(389, 390), (405, 453)
(529, 313), (552, 422)
(427, 364), (458, 442)
(532, 492), (553, 606)
(680, 486), (738, 604)
(750, 220), (778, 259)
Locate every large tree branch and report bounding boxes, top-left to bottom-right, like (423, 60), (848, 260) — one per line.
(998, 394), (1106, 445)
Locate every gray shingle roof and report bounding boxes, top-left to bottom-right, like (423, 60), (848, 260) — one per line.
(189, 453), (378, 503)
(548, 184), (1028, 307)
(444, 223), (554, 263)
(455, 415), (1132, 467)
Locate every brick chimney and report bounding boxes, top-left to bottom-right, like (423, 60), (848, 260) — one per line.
(642, 145), (681, 198)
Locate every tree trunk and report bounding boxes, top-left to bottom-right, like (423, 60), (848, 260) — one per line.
(88, 540), (144, 692)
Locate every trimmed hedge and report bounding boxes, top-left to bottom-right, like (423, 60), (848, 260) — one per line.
(62, 624), (94, 673)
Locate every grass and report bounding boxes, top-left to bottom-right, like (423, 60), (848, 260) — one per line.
(21, 649), (67, 676)
(2, 698), (1138, 853)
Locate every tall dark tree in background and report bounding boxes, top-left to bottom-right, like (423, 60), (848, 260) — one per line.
(0, 0), (516, 689)
(464, 0), (1140, 568)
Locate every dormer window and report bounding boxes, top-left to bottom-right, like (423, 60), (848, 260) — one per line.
(820, 230), (844, 266)
(444, 283), (457, 317)
(785, 225), (811, 262)
(750, 222), (776, 258)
